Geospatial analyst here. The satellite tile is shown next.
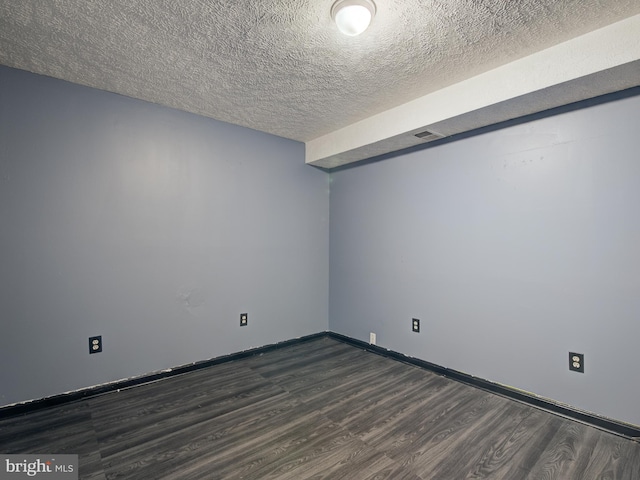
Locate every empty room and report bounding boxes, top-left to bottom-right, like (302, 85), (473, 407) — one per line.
(1, 1), (640, 479)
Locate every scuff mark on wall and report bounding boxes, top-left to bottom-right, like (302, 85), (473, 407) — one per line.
(176, 287), (205, 317)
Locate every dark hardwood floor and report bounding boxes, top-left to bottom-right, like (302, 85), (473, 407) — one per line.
(1, 337), (639, 479)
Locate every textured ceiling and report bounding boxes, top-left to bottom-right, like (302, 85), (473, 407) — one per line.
(1, 1), (640, 146)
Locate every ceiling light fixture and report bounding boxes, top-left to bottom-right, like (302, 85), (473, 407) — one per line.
(331, 0), (376, 36)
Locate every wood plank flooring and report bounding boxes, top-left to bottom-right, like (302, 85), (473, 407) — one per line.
(1, 337), (639, 479)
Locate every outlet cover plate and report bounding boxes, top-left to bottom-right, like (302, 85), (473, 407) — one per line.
(412, 318), (420, 333)
(89, 336), (102, 354)
(569, 352), (584, 373)
(240, 313), (248, 327)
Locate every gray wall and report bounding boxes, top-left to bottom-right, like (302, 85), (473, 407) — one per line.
(329, 92), (640, 427)
(0, 66), (329, 406)
(3, 63), (639, 429)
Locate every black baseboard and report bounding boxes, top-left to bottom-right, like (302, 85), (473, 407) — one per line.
(0, 332), (326, 419)
(3, 330), (639, 442)
(327, 332), (640, 441)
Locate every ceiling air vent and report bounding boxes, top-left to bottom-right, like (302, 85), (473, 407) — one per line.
(414, 130), (443, 142)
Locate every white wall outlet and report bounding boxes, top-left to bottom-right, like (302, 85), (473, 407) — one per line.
(369, 332), (376, 345)
(569, 352), (584, 373)
(89, 336), (102, 354)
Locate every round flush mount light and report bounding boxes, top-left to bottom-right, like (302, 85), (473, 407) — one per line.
(331, 0), (376, 36)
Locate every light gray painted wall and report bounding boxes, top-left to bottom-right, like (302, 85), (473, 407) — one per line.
(329, 92), (640, 427)
(0, 66), (329, 407)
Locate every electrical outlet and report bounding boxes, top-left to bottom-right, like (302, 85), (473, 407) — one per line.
(369, 332), (376, 345)
(240, 313), (248, 327)
(89, 336), (102, 354)
(412, 318), (420, 333)
(569, 352), (584, 373)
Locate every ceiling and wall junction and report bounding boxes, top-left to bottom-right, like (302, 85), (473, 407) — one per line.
(1, 0), (639, 168)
